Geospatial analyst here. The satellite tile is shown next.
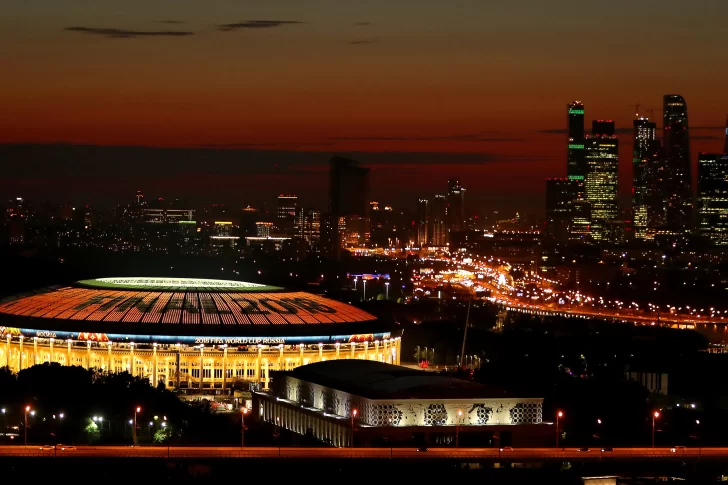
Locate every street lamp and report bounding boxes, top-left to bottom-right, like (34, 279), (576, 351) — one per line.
(555, 411), (563, 448)
(241, 408), (248, 448)
(363, 280), (367, 301)
(385, 282), (390, 300)
(133, 406), (141, 447)
(351, 409), (358, 448)
(456, 410), (463, 448)
(652, 411), (659, 448)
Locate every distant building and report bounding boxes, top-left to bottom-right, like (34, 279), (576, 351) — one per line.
(585, 120), (619, 242)
(430, 195), (447, 246)
(328, 157), (370, 258)
(416, 198), (429, 247)
(632, 117), (659, 240)
(276, 194), (297, 236)
(567, 101), (587, 181)
(545, 178), (578, 243)
(446, 179), (466, 233)
(698, 153), (728, 245)
(662, 94), (693, 232)
(255, 221), (273, 238)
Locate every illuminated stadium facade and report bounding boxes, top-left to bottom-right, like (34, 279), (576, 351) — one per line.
(0, 278), (400, 391)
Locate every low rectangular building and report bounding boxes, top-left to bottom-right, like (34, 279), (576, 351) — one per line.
(253, 360), (549, 447)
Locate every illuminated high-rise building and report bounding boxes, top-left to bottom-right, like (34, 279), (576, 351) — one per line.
(584, 120), (619, 242)
(276, 194), (297, 236)
(430, 195), (447, 246)
(416, 198), (429, 247)
(698, 153), (728, 246)
(632, 117), (658, 240)
(445, 180), (465, 233)
(567, 101), (586, 181)
(545, 178), (578, 243)
(723, 116), (728, 156)
(662, 94), (693, 232)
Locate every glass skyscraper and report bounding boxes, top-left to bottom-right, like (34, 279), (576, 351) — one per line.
(585, 120), (619, 242)
(632, 117), (658, 240)
(698, 153), (728, 246)
(567, 101), (586, 181)
(662, 94), (693, 232)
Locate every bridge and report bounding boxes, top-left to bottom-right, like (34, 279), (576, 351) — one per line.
(1, 445), (726, 461)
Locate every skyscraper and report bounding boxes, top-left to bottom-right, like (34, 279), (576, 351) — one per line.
(328, 157), (370, 258)
(276, 194), (297, 236)
(632, 117), (658, 240)
(663, 94), (693, 232)
(723, 116), (728, 156)
(545, 178), (578, 243)
(431, 195), (447, 246)
(446, 180), (465, 233)
(416, 198), (429, 247)
(567, 101), (586, 181)
(698, 153), (728, 246)
(585, 120), (619, 242)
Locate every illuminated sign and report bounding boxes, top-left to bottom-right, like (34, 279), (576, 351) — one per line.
(568, 109), (584, 115)
(11, 328), (392, 346)
(568, 144), (584, 149)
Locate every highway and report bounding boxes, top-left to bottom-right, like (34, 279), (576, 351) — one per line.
(1, 446), (727, 460)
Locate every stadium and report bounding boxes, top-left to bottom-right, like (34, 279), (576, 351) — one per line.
(0, 277), (400, 391)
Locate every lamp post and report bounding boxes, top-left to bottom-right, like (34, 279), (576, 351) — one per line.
(652, 411), (659, 448)
(24, 406), (30, 446)
(363, 280), (367, 301)
(555, 411), (563, 448)
(133, 406), (141, 447)
(351, 409), (357, 448)
(456, 410), (463, 448)
(241, 408), (248, 448)
(354, 277), (357, 291)
(385, 282), (390, 300)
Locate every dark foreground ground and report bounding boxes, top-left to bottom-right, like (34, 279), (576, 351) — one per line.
(1, 458), (726, 484)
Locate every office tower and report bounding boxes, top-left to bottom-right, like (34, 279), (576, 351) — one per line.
(545, 178), (578, 243)
(698, 153), (728, 245)
(276, 194), (297, 236)
(723, 116), (728, 155)
(328, 157), (370, 258)
(632, 117), (658, 240)
(431, 195), (447, 246)
(446, 179), (466, 232)
(585, 120), (619, 242)
(663, 94), (693, 232)
(416, 199), (429, 247)
(567, 101), (586, 181)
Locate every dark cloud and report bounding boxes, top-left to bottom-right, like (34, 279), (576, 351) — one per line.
(65, 27), (194, 38)
(692, 135), (721, 140)
(347, 39), (378, 45)
(330, 133), (522, 142)
(199, 141), (338, 148)
(352, 22), (371, 26)
(537, 127), (634, 135)
(156, 20), (184, 24)
(216, 20), (304, 31)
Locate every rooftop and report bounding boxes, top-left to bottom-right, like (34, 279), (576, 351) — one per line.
(284, 360), (512, 400)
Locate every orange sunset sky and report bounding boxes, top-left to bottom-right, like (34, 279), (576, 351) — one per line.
(1, 1), (727, 214)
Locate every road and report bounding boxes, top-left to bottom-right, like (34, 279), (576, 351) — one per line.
(0, 446), (726, 460)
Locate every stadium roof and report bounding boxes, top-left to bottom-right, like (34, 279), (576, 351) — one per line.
(0, 278), (384, 338)
(283, 360), (511, 400)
